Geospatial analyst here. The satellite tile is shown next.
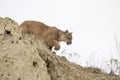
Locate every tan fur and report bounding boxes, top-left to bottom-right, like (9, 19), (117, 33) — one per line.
(20, 21), (72, 50)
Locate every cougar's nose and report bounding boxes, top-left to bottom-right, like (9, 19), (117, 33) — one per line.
(67, 42), (72, 45)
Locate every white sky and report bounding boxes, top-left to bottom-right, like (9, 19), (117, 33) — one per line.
(1, 0), (120, 73)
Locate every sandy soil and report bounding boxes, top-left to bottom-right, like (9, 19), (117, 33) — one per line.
(0, 17), (120, 80)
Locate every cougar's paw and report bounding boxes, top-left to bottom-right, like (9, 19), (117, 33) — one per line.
(54, 46), (60, 50)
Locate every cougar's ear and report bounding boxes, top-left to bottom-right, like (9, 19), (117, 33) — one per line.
(65, 30), (69, 33)
(70, 32), (73, 34)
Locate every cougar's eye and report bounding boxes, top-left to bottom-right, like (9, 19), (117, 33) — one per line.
(67, 37), (71, 40)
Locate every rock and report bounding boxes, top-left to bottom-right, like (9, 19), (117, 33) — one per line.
(0, 17), (120, 80)
(0, 17), (50, 80)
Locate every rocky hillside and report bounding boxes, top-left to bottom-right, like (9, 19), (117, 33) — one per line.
(0, 17), (120, 80)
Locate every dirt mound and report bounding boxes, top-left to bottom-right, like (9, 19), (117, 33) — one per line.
(0, 17), (120, 80)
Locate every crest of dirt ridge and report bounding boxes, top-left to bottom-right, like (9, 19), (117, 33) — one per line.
(0, 17), (120, 80)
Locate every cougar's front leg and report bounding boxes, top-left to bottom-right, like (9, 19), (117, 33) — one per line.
(46, 41), (54, 51)
(53, 40), (60, 50)
(46, 40), (60, 50)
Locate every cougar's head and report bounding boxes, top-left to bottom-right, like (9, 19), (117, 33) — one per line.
(60, 30), (72, 45)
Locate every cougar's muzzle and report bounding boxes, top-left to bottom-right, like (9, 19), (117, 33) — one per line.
(67, 41), (72, 45)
